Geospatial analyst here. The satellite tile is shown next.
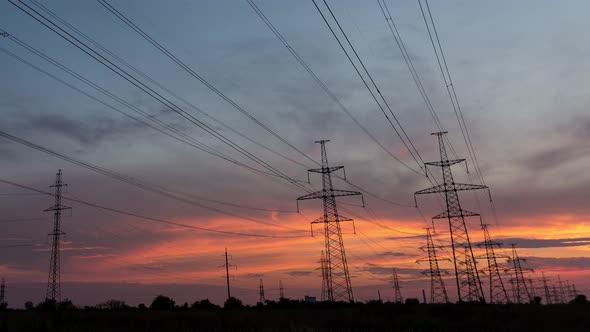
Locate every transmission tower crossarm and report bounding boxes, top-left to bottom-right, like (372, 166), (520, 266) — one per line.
(297, 189), (362, 201)
(432, 209), (479, 219)
(425, 159), (465, 167)
(415, 183), (488, 196)
(308, 166), (344, 174)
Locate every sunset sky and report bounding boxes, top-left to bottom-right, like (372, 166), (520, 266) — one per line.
(1, 0), (589, 307)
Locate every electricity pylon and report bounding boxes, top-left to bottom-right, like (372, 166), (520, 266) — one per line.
(392, 268), (403, 303)
(297, 140), (363, 302)
(556, 275), (566, 303)
(476, 222), (509, 303)
(505, 244), (532, 303)
(220, 248), (237, 301)
(0, 278), (5, 306)
(417, 227), (449, 303)
(45, 169), (71, 302)
(415, 132), (487, 303)
(539, 272), (552, 304)
(259, 279), (265, 303)
(551, 285), (561, 304)
(320, 251), (329, 301)
(279, 280), (285, 299)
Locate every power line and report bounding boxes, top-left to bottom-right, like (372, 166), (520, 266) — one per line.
(7, 0), (312, 194)
(312, 0), (426, 173)
(0, 177), (308, 239)
(245, 0), (418, 173)
(96, 0), (318, 168)
(0, 130), (306, 232)
(29, 0), (311, 171)
(417, 0), (485, 186)
(0, 38), (307, 192)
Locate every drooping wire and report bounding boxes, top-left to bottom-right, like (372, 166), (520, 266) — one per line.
(244, 0), (419, 174)
(0, 178), (308, 239)
(7, 0), (312, 194)
(0, 130), (306, 231)
(96, 0), (318, 168)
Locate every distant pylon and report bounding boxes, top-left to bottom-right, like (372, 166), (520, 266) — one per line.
(572, 283), (578, 298)
(297, 140), (364, 302)
(505, 244), (532, 303)
(320, 251), (328, 301)
(392, 268), (403, 303)
(0, 278), (5, 306)
(259, 279), (265, 303)
(462, 247), (480, 302)
(45, 169), (71, 302)
(476, 222), (509, 303)
(556, 275), (566, 303)
(220, 248), (236, 301)
(417, 227), (449, 303)
(279, 280), (285, 299)
(415, 132), (487, 303)
(566, 280), (575, 301)
(540, 272), (552, 305)
(551, 284), (561, 304)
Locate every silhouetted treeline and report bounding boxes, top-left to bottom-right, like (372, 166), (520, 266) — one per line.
(1, 295), (590, 332)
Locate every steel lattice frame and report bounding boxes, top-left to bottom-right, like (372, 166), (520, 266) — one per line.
(415, 132), (487, 303)
(417, 227), (450, 303)
(477, 223), (510, 303)
(45, 169), (70, 302)
(298, 140), (363, 302)
(505, 244), (532, 303)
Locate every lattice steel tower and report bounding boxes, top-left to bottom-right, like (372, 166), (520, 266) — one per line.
(539, 272), (552, 305)
(392, 268), (403, 303)
(477, 222), (509, 303)
(45, 169), (71, 302)
(505, 244), (532, 303)
(297, 140), (363, 302)
(259, 279), (265, 303)
(417, 227), (449, 303)
(279, 280), (285, 299)
(415, 132), (486, 303)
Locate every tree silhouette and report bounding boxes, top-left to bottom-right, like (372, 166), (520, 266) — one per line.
(150, 295), (175, 310)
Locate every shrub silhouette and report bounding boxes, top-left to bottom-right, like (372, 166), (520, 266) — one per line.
(224, 297), (243, 310)
(150, 295), (175, 310)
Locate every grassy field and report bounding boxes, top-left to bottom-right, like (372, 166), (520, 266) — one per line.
(1, 302), (590, 331)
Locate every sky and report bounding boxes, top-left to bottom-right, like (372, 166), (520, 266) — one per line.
(0, 0), (589, 307)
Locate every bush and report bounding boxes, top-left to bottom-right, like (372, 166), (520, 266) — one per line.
(224, 297), (243, 310)
(150, 295), (175, 310)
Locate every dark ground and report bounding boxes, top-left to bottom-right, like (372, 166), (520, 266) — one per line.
(1, 303), (590, 332)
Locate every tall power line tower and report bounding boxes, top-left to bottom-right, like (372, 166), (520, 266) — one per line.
(477, 222), (509, 303)
(297, 140), (363, 302)
(259, 279), (265, 303)
(415, 132), (487, 303)
(45, 169), (70, 302)
(417, 227), (449, 303)
(392, 268), (403, 303)
(505, 244), (532, 303)
(279, 280), (285, 299)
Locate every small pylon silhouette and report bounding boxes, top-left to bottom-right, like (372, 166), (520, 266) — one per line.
(476, 222), (509, 303)
(392, 268), (403, 303)
(297, 140), (363, 302)
(417, 227), (449, 303)
(551, 284), (561, 304)
(414, 132), (487, 303)
(556, 275), (566, 303)
(0, 278), (5, 306)
(45, 169), (71, 302)
(539, 272), (552, 305)
(505, 244), (532, 303)
(259, 279), (265, 303)
(279, 280), (285, 299)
